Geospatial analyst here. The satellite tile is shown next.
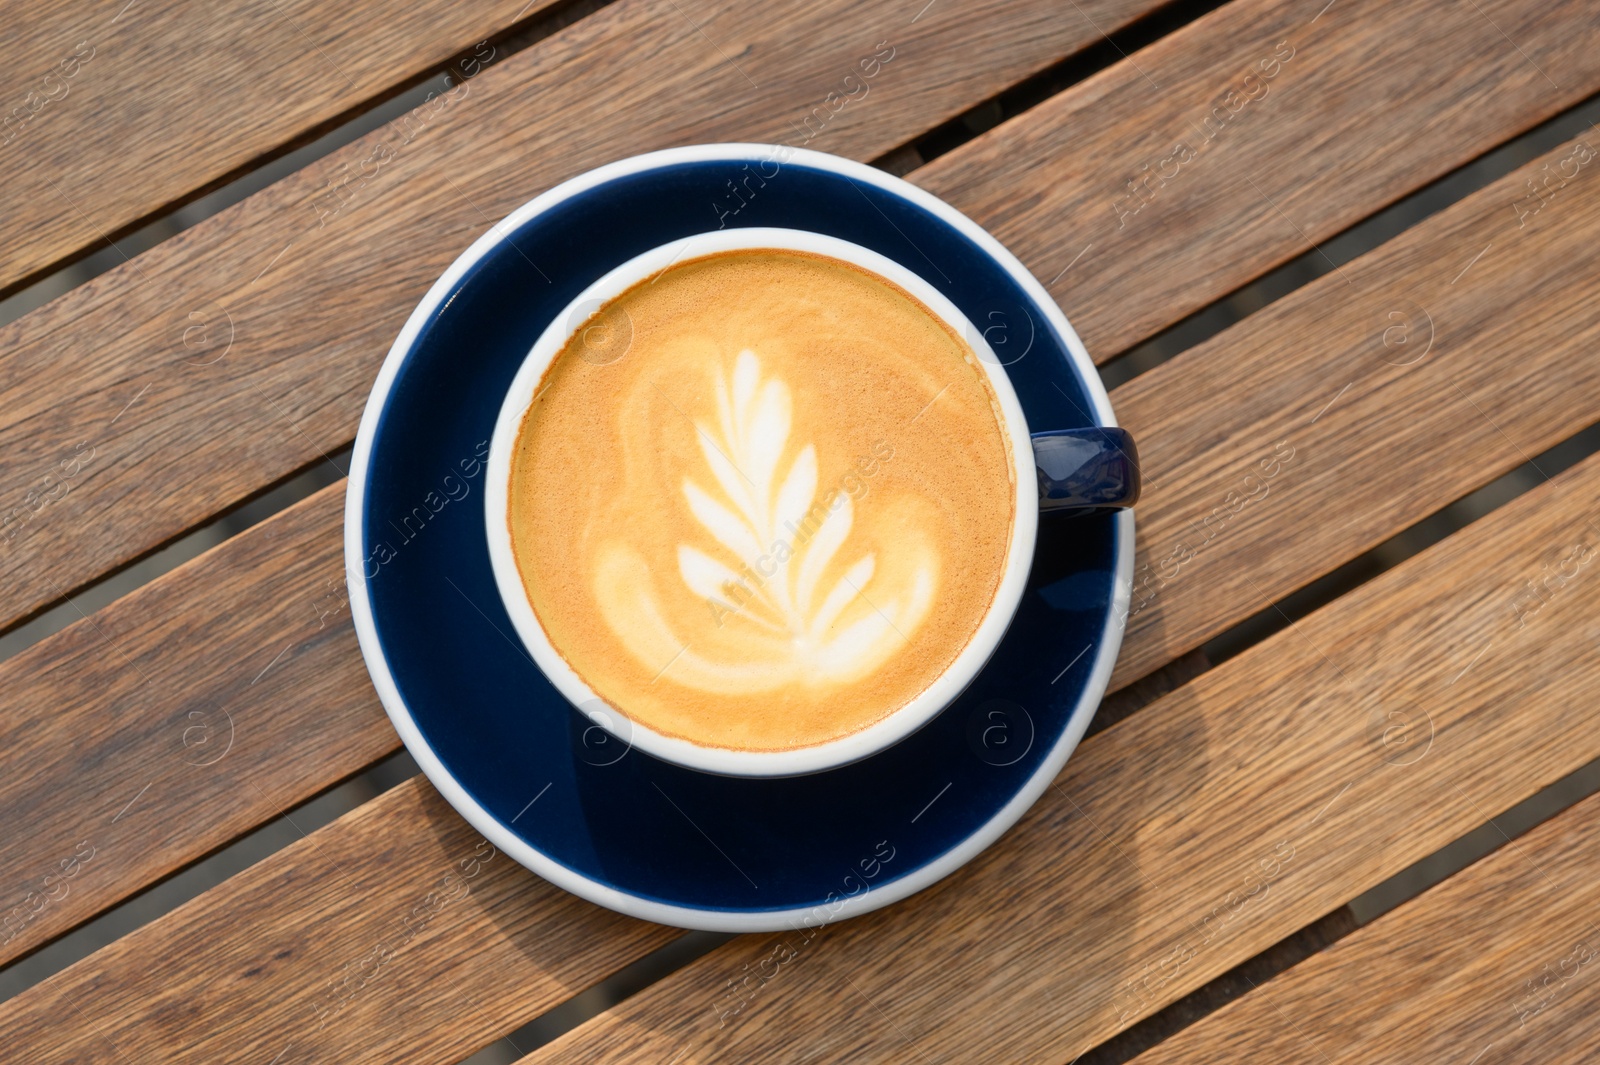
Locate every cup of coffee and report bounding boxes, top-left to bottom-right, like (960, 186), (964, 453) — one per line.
(485, 227), (1137, 777)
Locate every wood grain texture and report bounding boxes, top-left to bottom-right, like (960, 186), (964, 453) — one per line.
(0, 0), (550, 293)
(0, 0), (1169, 636)
(8, 36), (1600, 994)
(0, 776), (678, 1065)
(1084, 905), (1357, 1064)
(0, 484), (391, 969)
(12, 431), (1600, 1061)
(505, 423), (1600, 1065)
(1106, 126), (1600, 688)
(1131, 790), (1600, 1063)
(915, 0), (1600, 361)
(7, 133), (1600, 1046)
(0, 0), (1593, 1049)
(0, 0), (1179, 964)
(0, 560), (1202, 970)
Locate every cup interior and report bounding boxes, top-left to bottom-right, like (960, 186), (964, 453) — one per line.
(485, 227), (1039, 776)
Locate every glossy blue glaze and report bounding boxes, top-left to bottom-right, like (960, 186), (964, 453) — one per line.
(1034, 427), (1142, 513)
(357, 153), (1123, 920)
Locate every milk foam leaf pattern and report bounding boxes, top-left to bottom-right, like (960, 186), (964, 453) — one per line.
(591, 349), (939, 693)
(676, 545), (743, 611)
(684, 350), (849, 629)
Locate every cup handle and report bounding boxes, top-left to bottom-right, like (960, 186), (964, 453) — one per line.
(1032, 427), (1141, 514)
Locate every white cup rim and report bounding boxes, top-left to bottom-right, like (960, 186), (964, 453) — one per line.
(485, 227), (1040, 777)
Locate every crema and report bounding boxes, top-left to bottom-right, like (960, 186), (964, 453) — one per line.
(508, 249), (1015, 752)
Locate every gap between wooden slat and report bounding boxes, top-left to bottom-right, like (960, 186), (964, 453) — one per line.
(0, 750), (415, 1005)
(1101, 89), (1600, 391)
(502, 431), (1600, 1064)
(0, 0), (617, 330)
(469, 415), (1600, 1060)
(0, 446), (349, 669)
(0, 0), (1202, 647)
(0, 0), (1235, 997)
(6, 11), (1596, 685)
(1201, 422), (1600, 667)
(1081, 749), (1600, 1063)
(0, 0), (1593, 1049)
(1127, 764), (1600, 1061)
(462, 931), (737, 1065)
(873, 0), (1231, 172)
(0, 78), (450, 331)
(0, 0), (612, 304)
(3, 0), (1224, 334)
(0, 0), (1593, 1004)
(8, 0), (1598, 650)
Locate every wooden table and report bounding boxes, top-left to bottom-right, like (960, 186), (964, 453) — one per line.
(4, 0), (1600, 1060)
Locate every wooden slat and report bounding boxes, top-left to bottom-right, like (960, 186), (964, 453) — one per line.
(0, 517), (1200, 974)
(7, 126), (1600, 1058)
(7, 0), (1600, 998)
(0, 0), (1173, 635)
(0, 0), (1184, 967)
(0, 0), (552, 294)
(1132, 790), (1600, 1062)
(8, 0), (1598, 648)
(0, 484), (391, 969)
(917, 0), (1600, 361)
(1104, 905), (1359, 1062)
(507, 412), (1600, 1064)
(1103, 130), (1600, 687)
(0, 776), (678, 1065)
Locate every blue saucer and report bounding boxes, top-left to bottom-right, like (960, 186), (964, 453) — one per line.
(346, 145), (1132, 931)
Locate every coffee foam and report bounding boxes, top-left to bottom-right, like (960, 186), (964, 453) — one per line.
(509, 249), (1015, 752)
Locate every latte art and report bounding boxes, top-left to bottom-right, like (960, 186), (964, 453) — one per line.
(596, 349), (938, 693)
(508, 249), (1015, 752)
